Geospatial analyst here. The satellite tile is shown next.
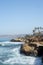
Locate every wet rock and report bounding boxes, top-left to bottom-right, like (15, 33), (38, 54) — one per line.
(20, 43), (38, 56)
(37, 46), (43, 57)
(20, 44), (32, 56)
(42, 56), (43, 63)
(33, 50), (38, 56)
(10, 39), (21, 42)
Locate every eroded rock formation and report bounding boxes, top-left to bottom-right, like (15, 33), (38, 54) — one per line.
(20, 43), (38, 56)
(20, 34), (43, 57)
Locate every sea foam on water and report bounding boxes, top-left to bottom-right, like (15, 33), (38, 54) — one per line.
(0, 42), (42, 65)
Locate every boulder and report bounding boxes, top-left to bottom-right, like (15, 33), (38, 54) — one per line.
(20, 43), (38, 56)
(20, 44), (32, 56)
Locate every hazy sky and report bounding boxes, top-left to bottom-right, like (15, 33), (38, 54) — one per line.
(0, 0), (43, 35)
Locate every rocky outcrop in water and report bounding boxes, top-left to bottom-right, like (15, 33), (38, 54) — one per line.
(20, 43), (38, 56)
(20, 41), (43, 57)
(10, 39), (22, 42)
(20, 31), (43, 57)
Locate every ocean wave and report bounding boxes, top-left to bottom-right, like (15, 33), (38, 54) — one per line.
(0, 41), (24, 47)
(1, 56), (42, 65)
(0, 47), (42, 65)
(0, 42), (42, 65)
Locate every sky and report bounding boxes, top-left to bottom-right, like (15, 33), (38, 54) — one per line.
(0, 0), (43, 35)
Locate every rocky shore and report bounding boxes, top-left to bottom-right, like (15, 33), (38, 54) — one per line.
(20, 27), (43, 57)
(10, 35), (43, 57)
(20, 35), (43, 56)
(10, 27), (43, 62)
(10, 39), (22, 42)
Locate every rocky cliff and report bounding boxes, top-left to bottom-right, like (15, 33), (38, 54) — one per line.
(20, 35), (43, 57)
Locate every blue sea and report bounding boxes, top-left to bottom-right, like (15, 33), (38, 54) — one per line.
(0, 38), (42, 65)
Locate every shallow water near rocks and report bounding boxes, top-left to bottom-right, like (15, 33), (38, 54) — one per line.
(0, 39), (42, 65)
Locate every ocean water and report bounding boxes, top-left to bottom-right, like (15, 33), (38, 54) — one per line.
(0, 38), (42, 65)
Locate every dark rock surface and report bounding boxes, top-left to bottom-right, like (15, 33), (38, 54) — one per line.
(20, 43), (38, 56)
(37, 46), (43, 56)
(10, 39), (21, 42)
(20, 43), (43, 57)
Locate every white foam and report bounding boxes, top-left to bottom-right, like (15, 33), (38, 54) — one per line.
(0, 41), (24, 46)
(0, 42), (42, 65)
(3, 56), (42, 65)
(2, 47), (42, 65)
